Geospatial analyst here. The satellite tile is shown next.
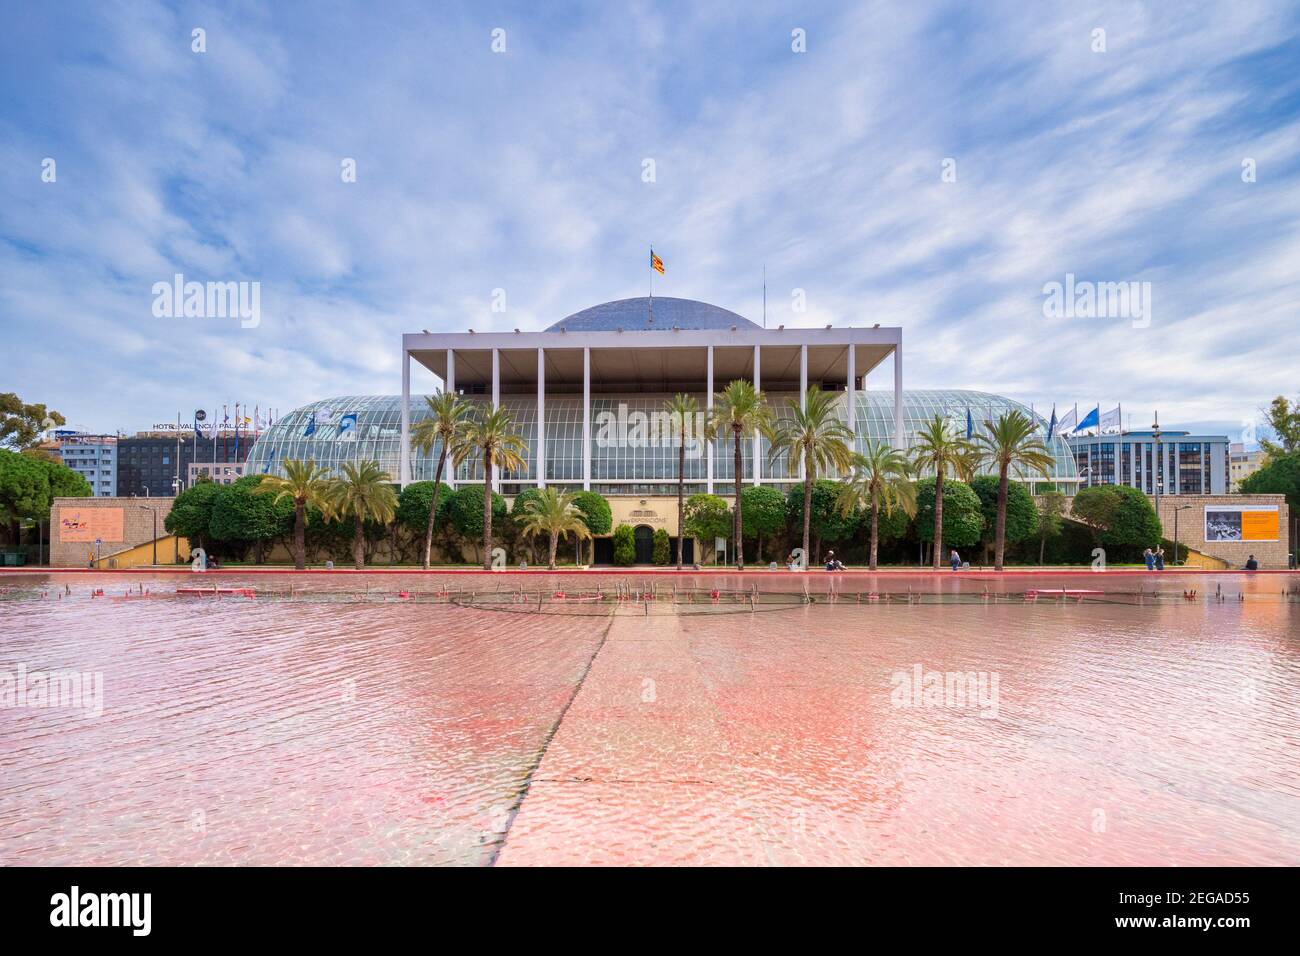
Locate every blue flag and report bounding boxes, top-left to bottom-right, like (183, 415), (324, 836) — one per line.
(1046, 406), (1057, 441)
(965, 407), (974, 440)
(1076, 405), (1100, 433)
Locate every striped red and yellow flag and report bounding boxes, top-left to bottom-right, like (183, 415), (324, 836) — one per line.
(650, 250), (665, 275)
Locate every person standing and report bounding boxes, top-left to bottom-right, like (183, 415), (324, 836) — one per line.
(1144, 548), (1155, 571)
(1154, 547), (1165, 571)
(950, 549), (961, 571)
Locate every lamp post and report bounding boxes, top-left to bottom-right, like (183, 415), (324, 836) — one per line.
(137, 505), (157, 566)
(1173, 504), (1192, 566)
(1151, 413), (1162, 531)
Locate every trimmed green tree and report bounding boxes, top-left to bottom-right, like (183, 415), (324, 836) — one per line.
(612, 524), (635, 566)
(970, 475), (1038, 566)
(165, 478), (223, 553)
(914, 477), (983, 557)
(652, 527), (671, 565)
(740, 485), (786, 563)
(447, 484), (507, 562)
(785, 479), (858, 563)
(209, 474), (294, 562)
(571, 490), (612, 565)
(683, 493), (731, 564)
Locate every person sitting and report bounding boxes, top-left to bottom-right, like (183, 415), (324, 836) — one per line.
(1245, 554), (1259, 571)
(825, 550), (838, 571)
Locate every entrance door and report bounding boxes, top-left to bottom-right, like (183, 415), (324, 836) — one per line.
(634, 525), (654, 564)
(669, 536), (695, 564)
(593, 537), (614, 565)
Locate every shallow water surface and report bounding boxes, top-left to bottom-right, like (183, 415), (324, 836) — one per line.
(2, 571), (1297, 865)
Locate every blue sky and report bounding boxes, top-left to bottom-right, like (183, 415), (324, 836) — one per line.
(2, 0), (1298, 441)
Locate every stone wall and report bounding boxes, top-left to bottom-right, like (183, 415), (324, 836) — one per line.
(50, 497), (179, 567)
(1154, 495), (1290, 570)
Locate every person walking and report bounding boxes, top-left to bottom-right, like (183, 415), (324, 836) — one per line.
(949, 548), (961, 571)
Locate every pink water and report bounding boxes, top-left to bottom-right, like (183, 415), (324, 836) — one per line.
(2, 571), (1298, 866)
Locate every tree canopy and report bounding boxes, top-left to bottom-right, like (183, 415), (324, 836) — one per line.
(914, 477), (983, 549)
(970, 475), (1038, 547)
(0, 393), (65, 451)
(784, 479), (858, 544)
(447, 484), (507, 539)
(683, 493), (732, 543)
(1239, 452), (1300, 510)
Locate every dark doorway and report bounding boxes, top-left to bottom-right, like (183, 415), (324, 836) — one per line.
(669, 536), (695, 564)
(634, 525), (654, 564)
(593, 537), (614, 565)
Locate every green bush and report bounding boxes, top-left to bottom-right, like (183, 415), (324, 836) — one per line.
(447, 484), (507, 539)
(1072, 484), (1161, 556)
(165, 478), (223, 550)
(683, 493), (731, 544)
(612, 524), (635, 566)
(914, 477), (983, 550)
(969, 475), (1039, 562)
(741, 485), (786, 559)
(784, 479), (858, 546)
(570, 490), (613, 536)
(209, 475), (294, 561)
(652, 527), (670, 565)
(396, 480), (455, 535)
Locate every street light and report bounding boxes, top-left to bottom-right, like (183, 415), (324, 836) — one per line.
(1151, 413), (1162, 528)
(1173, 505), (1192, 566)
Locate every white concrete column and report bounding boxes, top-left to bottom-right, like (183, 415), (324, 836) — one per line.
(752, 344), (761, 485)
(846, 344), (856, 453)
(445, 349), (457, 489)
(491, 348), (500, 410)
(399, 348), (411, 488)
(892, 344), (904, 450)
(706, 345), (714, 494)
(582, 347), (591, 490)
(490, 348), (500, 491)
(799, 344), (808, 481)
(536, 347), (545, 487)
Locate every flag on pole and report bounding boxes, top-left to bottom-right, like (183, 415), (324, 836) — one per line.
(965, 407), (974, 440)
(1046, 405), (1058, 441)
(1100, 405), (1122, 434)
(651, 250), (664, 275)
(1057, 406), (1078, 434)
(1076, 405), (1101, 433)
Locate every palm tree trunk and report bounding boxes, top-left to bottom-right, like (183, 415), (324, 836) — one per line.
(423, 449), (446, 570)
(933, 470), (944, 570)
(802, 472), (813, 565)
(676, 440), (685, 569)
(352, 513), (364, 570)
(870, 498), (879, 571)
(995, 464), (1009, 571)
(548, 531), (557, 570)
(294, 500), (306, 571)
(1039, 533), (1046, 565)
(733, 426), (744, 570)
(482, 454), (493, 570)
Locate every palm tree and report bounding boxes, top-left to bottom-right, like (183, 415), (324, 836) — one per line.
(707, 380), (771, 570)
(910, 414), (976, 569)
(327, 460), (398, 570)
(765, 386), (855, 565)
(457, 405), (529, 569)
(515, 487), (592, 570)
(664, 393), (699, 569)
(974, 410), (1056, 570)
(410, 391), (473, 570)
(836, 443), (917, 570)
(254, 459), (333, 570)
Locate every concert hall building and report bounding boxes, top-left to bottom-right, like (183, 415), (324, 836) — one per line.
(245, 296), (1080, 552)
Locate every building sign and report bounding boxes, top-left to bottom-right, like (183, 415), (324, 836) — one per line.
(1205, 505), (1279, 542)
(59, 507), (125, 543)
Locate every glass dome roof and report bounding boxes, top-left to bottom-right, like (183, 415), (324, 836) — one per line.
(545, 297), (757, 332)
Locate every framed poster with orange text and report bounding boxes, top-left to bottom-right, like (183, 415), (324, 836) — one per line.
(1204, 505), (1279, 542)
(58, 507), (125, 543)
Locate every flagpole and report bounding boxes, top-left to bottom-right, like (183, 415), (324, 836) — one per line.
(648, 246), (654, 325)
(762, 264), (767, 328)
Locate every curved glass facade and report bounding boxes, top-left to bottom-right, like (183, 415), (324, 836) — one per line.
(245, 389), (1078, 490)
